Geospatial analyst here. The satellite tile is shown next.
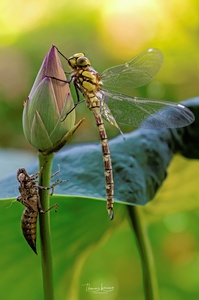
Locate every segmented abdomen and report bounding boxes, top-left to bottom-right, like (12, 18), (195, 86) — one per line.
(92, 106), (114, 220)
(21, 208), (38, 254)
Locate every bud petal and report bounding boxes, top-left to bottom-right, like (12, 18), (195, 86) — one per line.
(31, 110), (53, 150)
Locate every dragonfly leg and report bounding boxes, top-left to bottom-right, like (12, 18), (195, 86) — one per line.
(49, 179), (68, 196)
(38, 198), (59, 214)
(61, 100), (84, 121)
(54, 46), (70, 63)
(44, 75), (84, 121)
(37, 165), (67, 196)
(61, 82), (85, 121)
(45, 75), (70, 84)
(37, 179), (67, 196)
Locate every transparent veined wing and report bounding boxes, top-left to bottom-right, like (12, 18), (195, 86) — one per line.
(101, 48), (163, 89)
(101, 89), (195, 128)
(100, 99), (123, 135)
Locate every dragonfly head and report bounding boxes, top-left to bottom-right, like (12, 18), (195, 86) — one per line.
(17, 168), (28, 183)
(68, 53), (91, 69)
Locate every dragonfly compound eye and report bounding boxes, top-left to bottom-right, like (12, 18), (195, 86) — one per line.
(68, 53), (84, 69)
(17, 172), (26, 183)
(76, 56), (91, 67)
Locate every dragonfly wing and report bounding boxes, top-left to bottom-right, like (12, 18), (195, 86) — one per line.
(103, 89), (195, 128)
(101, 48), (163, 89)
(100, 94), (124, 136)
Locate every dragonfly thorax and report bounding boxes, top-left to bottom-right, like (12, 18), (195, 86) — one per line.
(69, 52), (102, 100)
(68, 53), (102, 96)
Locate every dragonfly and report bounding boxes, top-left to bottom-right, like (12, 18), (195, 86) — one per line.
(54, 47), (195, 220)
(17, 167), (65, 254)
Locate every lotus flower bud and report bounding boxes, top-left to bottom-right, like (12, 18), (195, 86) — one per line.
(23, 45), (82, 154)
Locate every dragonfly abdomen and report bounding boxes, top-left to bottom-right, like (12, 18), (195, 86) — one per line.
(91, 105), (114, 220)
(17, 168), (59, 254)
(21, 206), (38, 254)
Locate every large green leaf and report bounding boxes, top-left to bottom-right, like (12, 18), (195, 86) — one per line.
(0, 197), (140, 299)
(1, 98), (198, 210)
(0, 98), (198, 299)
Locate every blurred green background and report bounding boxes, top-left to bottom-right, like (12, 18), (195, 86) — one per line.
(1, 0), (199, 149)
(0, 0), (199, 299)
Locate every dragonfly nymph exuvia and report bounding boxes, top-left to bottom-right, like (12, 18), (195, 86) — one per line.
(54, 47), (195, 220)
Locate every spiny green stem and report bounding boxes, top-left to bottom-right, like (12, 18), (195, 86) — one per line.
(38, 152), (55, 300)
(128, 206), (159, 300)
